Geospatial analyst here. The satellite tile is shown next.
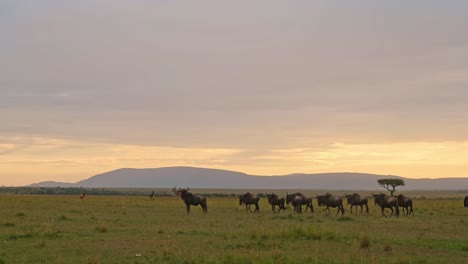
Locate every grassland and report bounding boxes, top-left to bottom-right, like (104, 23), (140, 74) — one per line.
(0, 191), (467, 264)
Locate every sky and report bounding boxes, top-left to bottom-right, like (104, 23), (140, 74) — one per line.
(2, 1), (468, 186)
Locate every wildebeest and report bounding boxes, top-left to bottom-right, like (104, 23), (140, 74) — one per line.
(239, 192), (260, 213)
(173, 187), (207, 214)
(149, 191), (155, 199)
(294, 193), (314, 213)
(316, 193), (344, 216)
(266, 193), (285, 213)
(372, 193), (399, 217)
(286, 193), (303, 214)
(345, 193), (369, 214)
(79, 193), (86, 200)
(397, 194), (414, 216)
(465, 195), (468, 207)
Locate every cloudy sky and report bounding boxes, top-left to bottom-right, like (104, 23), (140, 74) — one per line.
(2, 1), (468, 185)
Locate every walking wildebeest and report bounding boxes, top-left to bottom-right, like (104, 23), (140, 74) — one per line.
(345, 193), (369, 214)
(372, 193), (399, 217)
(316, 193), (344, 216)
(79, 193), (86, 200)
(397, 194), (414, 216)
(239, 192), (260, 213)
(294, 193), (314, 213)
(464, 195), (468, 208)
(173, 187), (207, 214)
(286, 193), (303, 214)
(266, 193), (285, 213)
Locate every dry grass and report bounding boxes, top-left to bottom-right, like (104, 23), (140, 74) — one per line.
(0, 192), (466, 263)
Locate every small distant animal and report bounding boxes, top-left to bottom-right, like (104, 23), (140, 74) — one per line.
(316, 193), (344, 216)
(345, 193), (369, 214)
(79, 193), (86, 199)
(173, 187), (207, 214)
(397, 194), (414, 216)
(372, 193), (399, 217)
(286, 193), (303, 214)
(266, 193), (286, 213)
(149, 191), (155, 199)
(238, 192), (260, 213)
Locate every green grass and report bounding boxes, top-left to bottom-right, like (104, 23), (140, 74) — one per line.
(0, 194), (466, 263)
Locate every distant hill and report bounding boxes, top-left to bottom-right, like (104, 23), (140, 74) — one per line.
(27, 166), (468, 190)
(28, 181), (79, 188)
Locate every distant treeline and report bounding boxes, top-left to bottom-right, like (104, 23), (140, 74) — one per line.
(0, 187), (237, 197)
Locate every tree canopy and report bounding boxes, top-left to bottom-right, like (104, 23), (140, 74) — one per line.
(377, 178), (405, 196)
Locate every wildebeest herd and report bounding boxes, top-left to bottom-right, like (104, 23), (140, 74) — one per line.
(168, 187), (455, 217)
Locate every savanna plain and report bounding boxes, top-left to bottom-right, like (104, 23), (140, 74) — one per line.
(0, 189), (467, 264)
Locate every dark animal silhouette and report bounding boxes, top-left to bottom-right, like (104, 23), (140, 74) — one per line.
(316, 193), (344, 216)
(397, 194), (414, 216)
(465, 195), (468, 207)
(239, 192), (260, 213)
(173, 187), (207, 214)
(345, 193), (369, 214)
(79, 193), (86, 200)
(149, 191), (155, 199)
(286, 193), (303, 214)
(266, 193), (285, 213)
(372, 193), (399, 217)
(294, 193), (314, 213)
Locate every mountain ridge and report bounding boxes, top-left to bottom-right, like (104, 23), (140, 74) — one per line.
(27, 166), (468, 190)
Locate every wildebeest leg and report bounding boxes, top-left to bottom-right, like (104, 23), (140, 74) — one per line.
(202, 200), (207, 214)
(381, 207), (386, 217)
(350, 205), (354, 214)
(254, 203), (259, 213)
(364, 204), (369, 213)
(271, 204), (276, 213)
(186, 204), (190, 214)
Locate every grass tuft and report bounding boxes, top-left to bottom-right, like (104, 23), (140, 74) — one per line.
(360, 235), (370, 249)
(337, 216), (354, 222)
(384, 245), (392, 252)
(95, 226), (108, 233)
(59, 215), (70, 221)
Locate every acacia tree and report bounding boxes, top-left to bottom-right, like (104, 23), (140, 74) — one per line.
(377, 178), (405, 196)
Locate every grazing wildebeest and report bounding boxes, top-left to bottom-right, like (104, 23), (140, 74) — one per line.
(266, 193), (285, 213)
(316, 193), (345, 216)
(286, 193), (303, 214)
(345, 193), (369, 214)
(372, 193), (399, 217)
(294, 193), (314, 213)
(173, 187), (207, 214)
(239, 192), (260, 213)
(79, 193), (86, 200)
(397, 194), (414, 216)
(464, 195), (468, 208)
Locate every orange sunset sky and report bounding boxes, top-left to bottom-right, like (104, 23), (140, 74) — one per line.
(1, 1), (468, 186)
